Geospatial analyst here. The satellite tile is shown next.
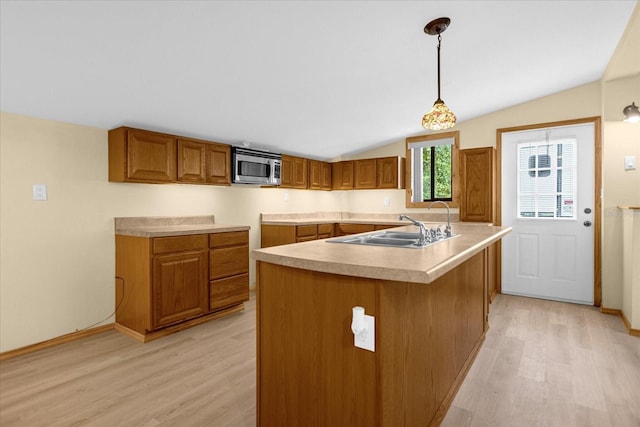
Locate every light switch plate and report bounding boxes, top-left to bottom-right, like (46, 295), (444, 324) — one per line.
(33, 184), (47, 201)
(354, 314), (375, 352)
(624, 155), (636, 171)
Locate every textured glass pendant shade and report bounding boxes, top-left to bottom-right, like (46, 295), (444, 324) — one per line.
(422, 99), (457, 130)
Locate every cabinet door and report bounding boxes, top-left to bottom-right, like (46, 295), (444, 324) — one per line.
(308, 160), (322, 190)
(460, 147), (495, 223)
(280, 155), (294, 187)
(281, 155), (308, 189)
(320, 161), (332, 190)
(354, 159), (377, 189)
(332, 161), (354, 190)
(206, 143), (231, 185)
(152, 250), (208, 329)
(376, 157), (398, 189)
(177, 138), (206, 183)
(127, 129), (177, 182)
(292, 157), (308, 189)
(309, 160), (332, 190)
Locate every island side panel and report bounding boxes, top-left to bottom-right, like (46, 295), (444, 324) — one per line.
(256, 262), (378, 427)
(378, 250), (487, 426)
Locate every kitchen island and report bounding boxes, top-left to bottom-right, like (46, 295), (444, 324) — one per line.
(252, 222), (510, 426)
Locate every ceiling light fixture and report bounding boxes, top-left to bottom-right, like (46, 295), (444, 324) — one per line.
(422, 17), (456, 131)
(623, 102), (640, 123)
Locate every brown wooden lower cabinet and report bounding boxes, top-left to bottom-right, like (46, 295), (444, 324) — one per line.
(262, 222), (396, 247)
(261, 223), (337, 247)
(115, 230), (249, 342)
(256, 250), (487, 426)
(335, 223), (394, 236)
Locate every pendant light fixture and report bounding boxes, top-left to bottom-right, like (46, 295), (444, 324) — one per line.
(623, 102), (640, 123)
(422, 17), (457, 130)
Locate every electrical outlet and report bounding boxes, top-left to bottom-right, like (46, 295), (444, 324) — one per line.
(383, 196), (390, 207)
(354, 314), (375, 352)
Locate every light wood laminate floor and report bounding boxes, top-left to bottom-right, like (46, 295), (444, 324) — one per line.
(1, 294), (638, 426)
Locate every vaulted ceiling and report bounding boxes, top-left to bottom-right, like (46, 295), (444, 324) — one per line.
(1, 1), (637, 160)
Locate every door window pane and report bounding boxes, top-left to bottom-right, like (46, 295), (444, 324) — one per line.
(517, 138), (576, 219)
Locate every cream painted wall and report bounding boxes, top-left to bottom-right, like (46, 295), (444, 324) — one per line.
(601, 75), (640, 310)
(0, 112), (345, 352)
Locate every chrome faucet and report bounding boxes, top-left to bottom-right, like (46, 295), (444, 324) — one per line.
(398, 214), (428, 246)
(428, 201), (452, 237)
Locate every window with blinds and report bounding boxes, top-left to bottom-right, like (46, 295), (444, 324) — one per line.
(517, 138), (576, 219)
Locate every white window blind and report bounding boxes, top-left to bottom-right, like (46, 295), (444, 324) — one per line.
(516, 138), (576, 219)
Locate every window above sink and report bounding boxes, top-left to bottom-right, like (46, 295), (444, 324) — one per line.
(405, 130), (460, 209)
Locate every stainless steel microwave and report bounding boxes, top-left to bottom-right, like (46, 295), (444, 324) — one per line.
(232, 147), (282, 185)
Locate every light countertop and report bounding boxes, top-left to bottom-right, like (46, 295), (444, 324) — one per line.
(260, 211), (459, 226)
(252, 222), (510, 284)
(115, 215), (250, 237)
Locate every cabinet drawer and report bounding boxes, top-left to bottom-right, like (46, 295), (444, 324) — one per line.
(209, 274), (249, 311)
(296, 224), (318, 238)
(210, 231), (249, 248)
(374, 224), (395, 231)
(153, 235), (208, 254)
(317, 223), (334, 236)
(337, 223), (376, 235)
(210, 246), (249, 280)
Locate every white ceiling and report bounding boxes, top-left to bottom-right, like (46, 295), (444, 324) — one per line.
(0, 1), (637, 160)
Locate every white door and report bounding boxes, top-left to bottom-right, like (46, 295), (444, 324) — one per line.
(501, 123), (594, 305)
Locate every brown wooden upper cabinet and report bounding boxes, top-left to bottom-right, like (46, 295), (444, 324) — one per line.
(109, 127), (231, 185)
(354, 158), (377, 189)
(176, 138), (231, 185)
(309, 160), (332, 190)
(109, 127), (177, 183)
(377, 156), (405, 189)
(281, 154), (308, 189)
(206, 143), (231, 185)
(459, 147), (496, 223)
(354, 156), (405, 190)
(177, 138), (206, 183)
(332, 161), (354, 190)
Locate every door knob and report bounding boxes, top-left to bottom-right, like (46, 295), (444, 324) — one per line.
(584, 220), (592, 227)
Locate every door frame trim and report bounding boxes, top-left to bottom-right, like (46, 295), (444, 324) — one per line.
(496, 116), (602, 306)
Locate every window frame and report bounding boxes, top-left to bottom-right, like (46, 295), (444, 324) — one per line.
(405, 130), (460, 209)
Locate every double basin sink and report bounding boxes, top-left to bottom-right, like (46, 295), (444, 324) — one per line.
(327, 230), (458, 249)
